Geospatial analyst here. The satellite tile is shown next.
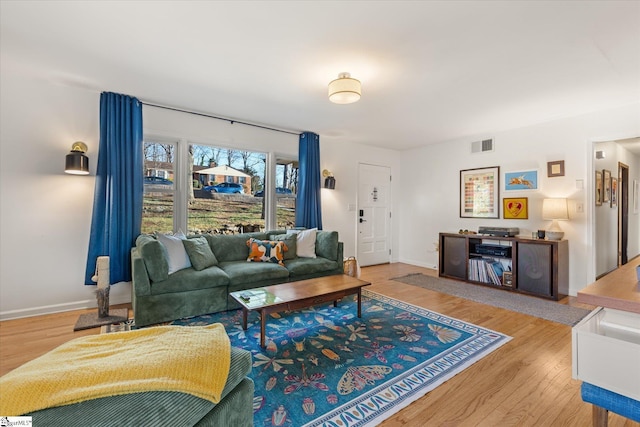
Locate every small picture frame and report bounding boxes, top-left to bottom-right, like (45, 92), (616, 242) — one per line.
(611, 177), (618, 207)
(595, 170), (603, 206)
(502, 271), (513, 288)
(503, 197), (528, 219)
(603, 169), (611, 203)
(547, 160), (565, 177)
(505, 170), (538, 191)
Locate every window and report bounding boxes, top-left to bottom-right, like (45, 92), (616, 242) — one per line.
(275, 158), (298, 229)
(142, 141), (176, 234)
(142, 139), (296, 235)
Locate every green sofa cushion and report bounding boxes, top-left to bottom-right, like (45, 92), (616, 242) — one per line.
(150, 266), (229, 295)
(268, 234), (297, 260)
(136, 235), (169, 282)
(285, 257), (341, 277)
(183, 237), (218, 271)
(315, 231), (339, 260)
(205, 232), (268, 262)
(218, 261), (289, 285)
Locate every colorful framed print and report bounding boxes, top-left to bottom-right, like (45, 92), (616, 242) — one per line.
(460, 166), (500, 218)
(503, 197), (528, 219)
(595, 170), (603, 206)
(504, 170), (538, 191)
(547, 160), (565, 177)
(603, 169), (611, 203)
(611, 177), (618, 207)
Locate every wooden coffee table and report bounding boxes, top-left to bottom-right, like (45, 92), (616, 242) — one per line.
(229, 275), (371, 348)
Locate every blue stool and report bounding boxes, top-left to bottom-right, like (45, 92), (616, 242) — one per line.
(581, 382), (640, 426)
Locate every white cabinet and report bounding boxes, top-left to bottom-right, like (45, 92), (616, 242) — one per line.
(572, 307), (640, 401)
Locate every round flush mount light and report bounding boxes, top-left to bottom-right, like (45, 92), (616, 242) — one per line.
(328, 72), (361, 104)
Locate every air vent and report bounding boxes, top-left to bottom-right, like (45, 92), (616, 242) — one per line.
(471, 138), (494, 154)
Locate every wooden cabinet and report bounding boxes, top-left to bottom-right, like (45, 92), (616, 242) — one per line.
(439, 232), (568, 300)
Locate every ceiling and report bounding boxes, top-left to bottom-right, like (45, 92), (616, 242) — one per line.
(1, 1), (639, 151)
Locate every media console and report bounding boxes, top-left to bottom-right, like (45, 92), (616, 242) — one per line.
(439, 232), (568, 300)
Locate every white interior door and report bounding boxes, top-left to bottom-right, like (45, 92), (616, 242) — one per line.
(357, 163), (391, 266)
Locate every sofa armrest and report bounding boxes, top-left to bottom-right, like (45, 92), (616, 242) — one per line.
(337, 241), (344, 264)
(131, 248), (151, 296)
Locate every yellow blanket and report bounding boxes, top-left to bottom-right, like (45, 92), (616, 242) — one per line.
(0, 323), (230, 416)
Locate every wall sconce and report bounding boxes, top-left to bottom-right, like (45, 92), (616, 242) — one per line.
(323, 169), (336, 189)
(65, 141), (89, 175)
(542, 198), (569, 240)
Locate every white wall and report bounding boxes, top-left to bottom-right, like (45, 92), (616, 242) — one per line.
(320, 138), (401, 261)
(397, 103), (640, 296)
(0, 60), (112, 319)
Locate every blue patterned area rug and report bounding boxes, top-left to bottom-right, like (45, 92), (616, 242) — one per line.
(171, 289), (511, 427)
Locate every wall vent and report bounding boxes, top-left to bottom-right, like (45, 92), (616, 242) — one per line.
(471, 138), (494, 154)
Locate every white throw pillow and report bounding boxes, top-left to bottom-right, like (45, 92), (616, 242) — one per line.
(288, 228), (317, 258)
(156, 231), (192, 274)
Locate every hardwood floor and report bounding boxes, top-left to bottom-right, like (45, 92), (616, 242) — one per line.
(1, 263), (637, 426)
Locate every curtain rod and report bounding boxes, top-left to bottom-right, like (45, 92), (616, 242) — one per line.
(140, 101), (301, 136)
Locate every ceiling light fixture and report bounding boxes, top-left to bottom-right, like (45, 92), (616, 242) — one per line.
(328, 72), (361, 104)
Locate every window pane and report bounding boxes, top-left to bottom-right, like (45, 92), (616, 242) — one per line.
(275, 159), (298, 229)
(142, 141), (176, 234)
(189, 144), (266, 234)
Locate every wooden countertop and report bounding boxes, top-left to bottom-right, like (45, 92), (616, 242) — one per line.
(577, 259), (640, 314)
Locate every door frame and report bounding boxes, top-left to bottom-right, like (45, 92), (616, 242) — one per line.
(618, 162), (629, 266)
(356, 162), (392, 266)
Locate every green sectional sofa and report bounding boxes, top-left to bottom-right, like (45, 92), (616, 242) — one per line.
(132, 229), (343, 327)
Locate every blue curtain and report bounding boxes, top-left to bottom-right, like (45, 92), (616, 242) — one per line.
(84, 92), (143, 285)
(295, 132), (323, 229)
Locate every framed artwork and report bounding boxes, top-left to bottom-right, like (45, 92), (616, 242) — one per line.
(603, 169), (611, 203)
(503, 197), (528, 219)
(595, 170), (602, 206)
(611, 177), (618, 207)
(547, 160), (565, 177)
(505, 170), (538, 191)
(460, 166), (500, 218)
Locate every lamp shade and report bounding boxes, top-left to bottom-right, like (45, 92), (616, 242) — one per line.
(542, 198), (568, 240)
(328, 73), (361, 104)
(542, 198), (569, 220)
(65, 141), (89, 175)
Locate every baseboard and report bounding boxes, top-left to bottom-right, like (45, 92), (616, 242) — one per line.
(397, 257), (438, 271)
(0, 285), (132, 321)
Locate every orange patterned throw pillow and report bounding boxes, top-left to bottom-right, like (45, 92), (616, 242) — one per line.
(246, 238), (288, 266)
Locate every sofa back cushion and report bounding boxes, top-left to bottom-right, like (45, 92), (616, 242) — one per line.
(136, 235), (169, 282)
(156, 231), (192, 274)
(183, 236), (218, 271)
(316, 231), (339, 260)
(206, 232), (268, 262)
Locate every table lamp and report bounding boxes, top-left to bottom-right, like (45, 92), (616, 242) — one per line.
(542, 198), (569, 240)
